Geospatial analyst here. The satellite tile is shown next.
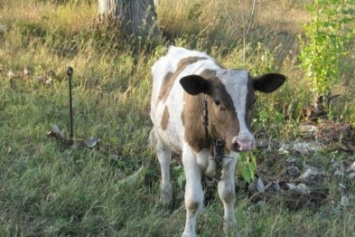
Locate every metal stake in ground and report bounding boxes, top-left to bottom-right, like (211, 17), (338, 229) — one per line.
(67, 66), (74, 145)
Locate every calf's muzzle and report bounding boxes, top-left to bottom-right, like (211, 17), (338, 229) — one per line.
(232, 133), (255, 152)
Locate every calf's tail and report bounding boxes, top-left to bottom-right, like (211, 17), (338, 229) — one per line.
(149, 129), (157, 150)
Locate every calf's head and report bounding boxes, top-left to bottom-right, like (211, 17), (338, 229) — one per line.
(180, 70), (285, 153)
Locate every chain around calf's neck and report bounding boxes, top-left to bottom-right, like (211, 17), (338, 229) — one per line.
(202, 94), (225, 168)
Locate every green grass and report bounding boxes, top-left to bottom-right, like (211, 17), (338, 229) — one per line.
(0, 0), (355, 236)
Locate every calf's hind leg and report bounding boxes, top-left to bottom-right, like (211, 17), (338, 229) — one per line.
(151, 130), (173, 206)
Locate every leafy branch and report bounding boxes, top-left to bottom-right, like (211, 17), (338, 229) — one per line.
(299, 0), (355, 101)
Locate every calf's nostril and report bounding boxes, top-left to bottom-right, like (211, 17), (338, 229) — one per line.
(237, 140), (253, 151)
(232, 135), (254, 152)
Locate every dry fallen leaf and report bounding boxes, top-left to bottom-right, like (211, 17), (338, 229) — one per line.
(278, 143), (290, 154)
(340, 195), (350, 207)
(86, 137), (100, 148)
(287, 183), (309, 195)
(23, 68), (32, 76)
(286, 157), (297, 164)
(299, 124), (318, 133)
(287, 183), (297, 190)
(46, 125), (67, 142)
(293, 143), (309, 155)
(350, 161), (355, 171)
(348, 173), (355, 180)
(293, 142), (323, 155)
(338, 183), (347, 192)
(287, 164), (300, 177)
(256, 177), (265, 193)
(298, 168), (317, 180)
(7, 70), (15, 78)
(52, 125), (60, 134)
(46, 192), (57, 202)
(297, 183), (309, 195)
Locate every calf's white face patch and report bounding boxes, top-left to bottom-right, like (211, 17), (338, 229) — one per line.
(217, 70), (255, 151)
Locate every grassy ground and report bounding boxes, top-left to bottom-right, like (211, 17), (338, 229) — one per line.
(0, 0), (355, 236)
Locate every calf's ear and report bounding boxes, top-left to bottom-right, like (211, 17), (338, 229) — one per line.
(253, 73), (286, 93)
(180, 75), (211, 95)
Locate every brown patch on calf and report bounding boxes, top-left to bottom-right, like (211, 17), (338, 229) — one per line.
(161, 106), (170, 130)
(158, 57), (207, 103)
(207, 81), (239, 153)
(157, 72), (173, 104)
(183, 93), (208, 152)
(182, 69), (226, 152)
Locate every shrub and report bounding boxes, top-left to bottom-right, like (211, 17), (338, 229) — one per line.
(299, 0), (355, 100)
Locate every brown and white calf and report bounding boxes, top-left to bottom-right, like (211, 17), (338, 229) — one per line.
(149, 46), (285, 237)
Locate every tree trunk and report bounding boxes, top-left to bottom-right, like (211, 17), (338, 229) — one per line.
(98, 0), (161, 38)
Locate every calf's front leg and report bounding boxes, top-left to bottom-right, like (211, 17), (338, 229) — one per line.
(182, 148), (204, 237)
(218, 154), (238, 236)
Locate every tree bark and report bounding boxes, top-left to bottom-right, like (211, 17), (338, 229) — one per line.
(98, 0), (161, 38)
